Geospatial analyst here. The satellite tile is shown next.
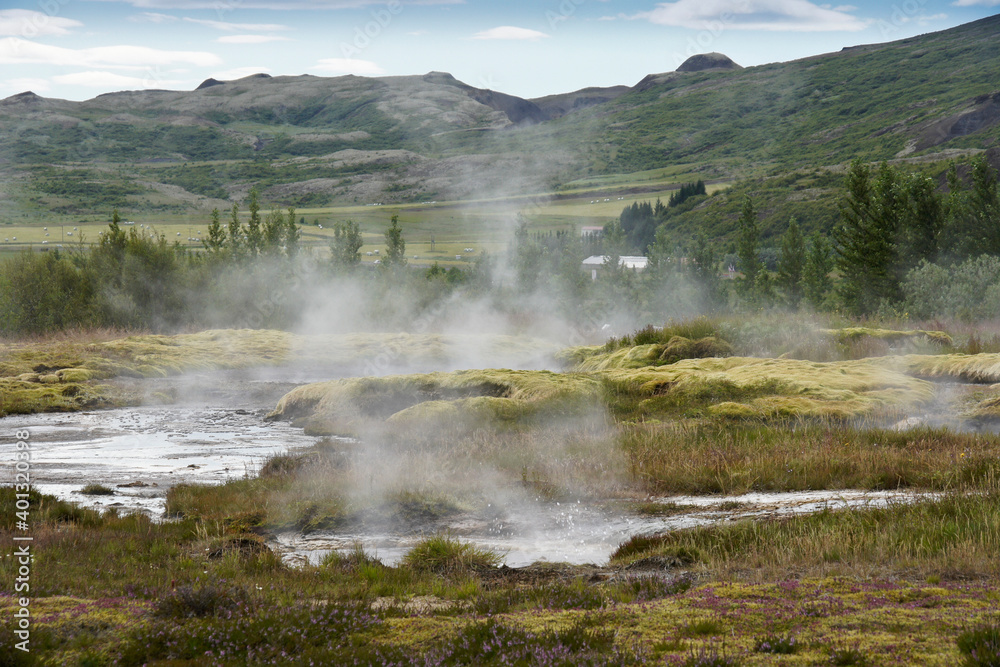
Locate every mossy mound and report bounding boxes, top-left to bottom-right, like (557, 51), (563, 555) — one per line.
(268, 369), (604, 436)
(272, 356), (935, 432)
(601, 356), (934, 421)
(0, 330), (560, 416)
(561, 336), (732, 372)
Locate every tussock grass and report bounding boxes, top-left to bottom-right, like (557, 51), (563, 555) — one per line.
(610, 489), (1000, 579)
(890, 353), (1000, 383)
(400, 534), (503, 575)
(620, 422), (1000, 494)
(79, 483), (115, 496)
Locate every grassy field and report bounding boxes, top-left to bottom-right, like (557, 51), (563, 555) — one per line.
(0, 175), (729, 268)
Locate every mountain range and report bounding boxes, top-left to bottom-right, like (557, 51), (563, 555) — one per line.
(0, 14), (997, 220)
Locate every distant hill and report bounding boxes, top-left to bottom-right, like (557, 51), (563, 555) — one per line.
(1, 15), (998, 217)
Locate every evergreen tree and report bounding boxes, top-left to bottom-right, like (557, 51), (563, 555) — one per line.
(228, 203), (243, 261)
(898, 172), (943, 269)
(776, 218), (805, 308)
(203, 208), (226, 255)
(736, 195), (762, 296)
(284, 207), (300, 259)
(803, 232), (833, 309)
(646, 225), (675, 280)
(602, 218), (627, 282)
(689, 233), (720, 306)
(331, 220), (363, 272)
(512, 218), (543, 292)
(383, 215), (406, 269)
(262, 208), (284, 254)
(970, 155), (1000, 254)
(245, 187), (262, 257)
(834, 160), (900, 314)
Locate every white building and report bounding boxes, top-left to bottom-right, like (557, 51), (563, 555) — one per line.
(582, 255), (649, 280)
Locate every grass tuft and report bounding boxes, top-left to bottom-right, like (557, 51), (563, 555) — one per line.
(79, 483), (115, 496)
(400, 534), (503, 575)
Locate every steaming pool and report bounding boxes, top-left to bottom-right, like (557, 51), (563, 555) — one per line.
(5, 368), (958, 568)
(6, 403), (933, 568)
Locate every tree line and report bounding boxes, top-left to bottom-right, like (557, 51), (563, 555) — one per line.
(614, 155), (1000, 317)
(2, 156), (999, 338)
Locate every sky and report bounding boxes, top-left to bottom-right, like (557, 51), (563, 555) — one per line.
(0, 0), (997, 102)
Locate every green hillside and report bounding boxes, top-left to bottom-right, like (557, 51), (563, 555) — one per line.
(0, 15), (997, 222)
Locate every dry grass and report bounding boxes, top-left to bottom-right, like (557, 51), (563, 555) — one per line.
(620, 422), (1000, 494)
(610, 486), (1000, 581)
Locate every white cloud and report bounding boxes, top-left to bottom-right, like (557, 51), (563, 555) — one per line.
(86, 0), (462, 9)
(183, 17), (291, 31)
(472, 26), (550, 40)
(634, 0), (868, 31)
(128, 12), (178, 23)
(51, 70), (185, 88)
(217, 34), (291, 43)
(0, 77), (52, 94)
(212, 66), (272, 80)
(313, 57), (385, 75)
(951, 0), (1000, 5)
(0, 37), (222, 68)
(0, 9), (83, 37)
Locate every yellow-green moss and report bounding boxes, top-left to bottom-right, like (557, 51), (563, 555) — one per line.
(827, 327), (954, 347)
(0, 330), (560, 416)
(271, 356), (935, 433)
(889, 352), (1000, 383)
(560, 336), (733, 372)
(270, 369), (604, 436)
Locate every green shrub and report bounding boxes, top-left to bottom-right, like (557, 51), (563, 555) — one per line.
(153, 584), (251, 619)
(957, 623), (1000, 667)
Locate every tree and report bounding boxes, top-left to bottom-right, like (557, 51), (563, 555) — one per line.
(898, 173), (943, 269)
(511, 218), (543, 292)
(262, 208), (284, 254)
(203, 207), (226, 256)
(803, 232), (833, 309)
(245, 186), (262, 257)
(736, 195), (762, 296)
(383, 215), (406, 269)
(228, 203), (243, 260)
(284, 207), (300, 259)
(776, 218), (805, 308)
(834, 160), (900, 314)
(689, 233), (720, 306)
(331, 220), (363, 272)
(602, 218), (628, 282)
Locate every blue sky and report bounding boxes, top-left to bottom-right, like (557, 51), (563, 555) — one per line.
(0, 0), (997, 101)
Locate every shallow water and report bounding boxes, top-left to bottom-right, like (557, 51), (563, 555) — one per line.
(0, 366), (964, 568)
(273, 489), (933, 568)
(7, 406), (322, 516)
